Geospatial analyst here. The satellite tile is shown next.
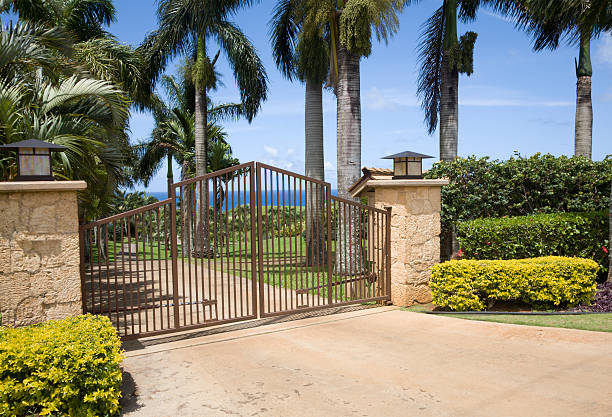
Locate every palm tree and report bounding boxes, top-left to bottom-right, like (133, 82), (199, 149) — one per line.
(503, 0), (611, 279)
(141, 0), (267, 257)
(300, 0), (404, 274)
(270, 0), (329, 265)
(509, 0), (611, 159)
(416, 0), (479, 162)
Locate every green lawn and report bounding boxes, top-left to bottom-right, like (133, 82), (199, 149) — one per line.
(402, 305), (612, 332)
(91, 234), (376, 301)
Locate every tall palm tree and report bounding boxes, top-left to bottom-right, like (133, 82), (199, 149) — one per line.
(416, 0), (478, 162)
(141, 0), (267, 257)
(270, 0), (329, 265)
(503, 0), (611, 279)
(509, 0), (611, 159)
(300, 0), (404, 274)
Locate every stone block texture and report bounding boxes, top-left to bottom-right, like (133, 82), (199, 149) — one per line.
(371, 186), (442, 306)
(0, 189), (82, 326)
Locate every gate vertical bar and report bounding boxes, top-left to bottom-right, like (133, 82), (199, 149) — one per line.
(326, 185), (333, 305)
(169, 185), (181, 328)
(252, 162), (263, 318)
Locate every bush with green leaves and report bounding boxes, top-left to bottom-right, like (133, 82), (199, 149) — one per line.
(0, 315), (123, 417)
(457, 211), (609, 278)
(424, 153), (612, 257)
(430, 257), (599, 311)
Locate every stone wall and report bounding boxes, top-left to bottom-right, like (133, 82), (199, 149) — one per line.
(0, 182), (86, 326)
(367, 182), (445, 306)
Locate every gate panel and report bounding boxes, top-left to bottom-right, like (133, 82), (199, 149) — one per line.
(256, 163), (333, 317)
(80, 199), (178, 338)
(255, 163), (391, 317)
(172, 162), (258, 328)
(79, 161), (390, 339)
(329, 196), (391, 305)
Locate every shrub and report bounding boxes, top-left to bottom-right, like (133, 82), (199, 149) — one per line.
(424, 153), (612, 258)
(457, 211), (609, 277)
(0, 315), (123, 417)
(430, 257), (598, 311)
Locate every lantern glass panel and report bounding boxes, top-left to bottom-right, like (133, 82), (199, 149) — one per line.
(406, 157), (422, 176)
(19, 148), (50, 177)
(394, 158), (407, 176)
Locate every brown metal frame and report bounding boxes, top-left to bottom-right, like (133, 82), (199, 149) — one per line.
(79, 161), (391, 339)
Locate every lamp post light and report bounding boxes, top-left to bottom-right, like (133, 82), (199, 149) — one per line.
(0, 139), (66, 181)
(382, 151), (434, 179)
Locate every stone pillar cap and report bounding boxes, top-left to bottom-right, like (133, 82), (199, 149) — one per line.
(350, 178), (449, 198)
(0, 181), (87, 193)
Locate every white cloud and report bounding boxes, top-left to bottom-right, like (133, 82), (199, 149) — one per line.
(364, 87), (418, 110)
(264, 145), (278, 157)
(482, 10), (516, 24)
(597, 33), (612, 65)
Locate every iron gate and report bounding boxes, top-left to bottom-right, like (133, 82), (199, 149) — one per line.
(79, 162), (391, 339)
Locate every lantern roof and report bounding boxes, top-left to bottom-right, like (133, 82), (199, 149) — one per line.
(382, 151), (434, 160)
(0, 139), (66, 151)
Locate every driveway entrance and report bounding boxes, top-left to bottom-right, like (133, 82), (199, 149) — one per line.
(79, 162), (391, 339)
(121, 307), (612, 416)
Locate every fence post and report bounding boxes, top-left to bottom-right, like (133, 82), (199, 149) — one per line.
(326, 185), (333, 305)
(255, 163), (266, 317)
(169, 184), (181, 328)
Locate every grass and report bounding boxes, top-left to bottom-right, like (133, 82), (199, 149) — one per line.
(401, 304), (612, 333)
(91, 234), (377, 302)
(442, 313), (612, 333)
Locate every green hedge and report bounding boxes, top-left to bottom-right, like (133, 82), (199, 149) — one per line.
(0, 315), (123, 417)
(424, 154), (612, 258)
(430, 257), (598, 311)
(457, 211), (609, 276)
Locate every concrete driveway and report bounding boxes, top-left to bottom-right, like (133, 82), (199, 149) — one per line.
(121, 306), (612, 417)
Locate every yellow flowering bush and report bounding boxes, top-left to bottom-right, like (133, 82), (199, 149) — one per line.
(430, 257), (598, 311)
(0, 315), (123, 417)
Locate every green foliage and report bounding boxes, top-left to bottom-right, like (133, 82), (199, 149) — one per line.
(339, 0), (373, 57)
(0, 315), (123, 417)
(424, 154), (612, 247)
(430, 257), (599, 311)
(448, 31), (477, 75)
(457, 211), (609, 277)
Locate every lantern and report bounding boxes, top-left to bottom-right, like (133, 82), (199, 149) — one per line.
(0, 139), (66, 181)
(382, 151), (434, 179)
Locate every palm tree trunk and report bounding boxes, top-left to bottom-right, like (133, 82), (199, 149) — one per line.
(193, 35), (211, 258)
(305, 79), (325, 266)
(439, 0), (460, 260)
(439, 53), (458, 162)
(335, 45), (362, 276)
(575, 32), (593, 159)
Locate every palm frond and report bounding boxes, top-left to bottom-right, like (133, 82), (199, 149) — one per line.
(212, 20), (268, 122)
(269, 0), (299, 81)
(416, 5), (445, 134)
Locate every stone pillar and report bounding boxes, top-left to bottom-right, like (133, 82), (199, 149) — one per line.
(353, 179), (448, 306)
(0, 181), (87, 326)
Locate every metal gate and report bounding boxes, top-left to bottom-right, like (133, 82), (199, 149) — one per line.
(79, 162), (391, 339)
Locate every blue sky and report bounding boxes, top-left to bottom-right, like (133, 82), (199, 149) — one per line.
(110, 2), (612, 192)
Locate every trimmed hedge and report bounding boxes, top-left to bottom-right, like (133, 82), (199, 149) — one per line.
(424, 153), (612, 259)
(456, 211), (609, 277)
(430, 257), (598, 311)
(0, 315), (123, 417)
